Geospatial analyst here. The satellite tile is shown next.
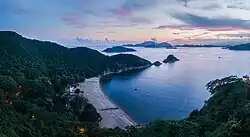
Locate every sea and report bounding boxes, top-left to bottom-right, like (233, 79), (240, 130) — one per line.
(96, 47), (250, 124)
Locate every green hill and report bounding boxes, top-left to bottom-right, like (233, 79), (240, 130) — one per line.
(0, 31), (151, 137)
(0, 31), (151, 78)
(102, 46), (136, 53)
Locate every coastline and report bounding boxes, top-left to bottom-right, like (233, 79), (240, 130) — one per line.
(101, 65), (152, 79)
(79, 77), (137, 129)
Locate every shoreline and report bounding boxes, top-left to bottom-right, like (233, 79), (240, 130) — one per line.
(79, 77), (137, 129)
(101, 65), (151, 77)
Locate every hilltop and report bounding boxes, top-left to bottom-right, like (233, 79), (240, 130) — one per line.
(102, 46), (136, 53)
(124, 41), (176, 49)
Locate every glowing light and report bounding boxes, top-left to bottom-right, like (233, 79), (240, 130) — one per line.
(30, 115), (36, 120)
(79, 128), (87, 134)
(16, 92), (20, 96)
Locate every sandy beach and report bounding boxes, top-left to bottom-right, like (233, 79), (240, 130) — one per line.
(79, 77), (137, 129)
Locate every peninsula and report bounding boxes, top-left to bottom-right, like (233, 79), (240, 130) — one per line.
(103, 46), (136, 53)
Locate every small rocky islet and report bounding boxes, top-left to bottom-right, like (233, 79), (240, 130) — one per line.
(153, 61), (162, 66)
(163, 54), (180, 63)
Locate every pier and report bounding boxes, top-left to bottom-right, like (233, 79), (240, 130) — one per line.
(100, 108), (119, 111)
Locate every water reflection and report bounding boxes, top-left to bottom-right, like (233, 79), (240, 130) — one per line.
(101, 47), (250, 124)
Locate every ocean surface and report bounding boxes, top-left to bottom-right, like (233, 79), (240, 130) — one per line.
(99, 47), (250, 124)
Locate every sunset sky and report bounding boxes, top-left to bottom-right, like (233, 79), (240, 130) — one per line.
(1, 0), (250, 46)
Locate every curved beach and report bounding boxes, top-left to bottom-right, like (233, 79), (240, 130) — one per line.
(79, 77), (136, 129)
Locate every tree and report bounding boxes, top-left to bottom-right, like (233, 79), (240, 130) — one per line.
(188, 109), (200, 120)
(12, 72), (26, 85)
(79, 103), (101, 122)
(206, 75), (241, 94)
(70, 96), (86, 113)
(0, 75), (17, 92)
(0, 89), (5, 104)
(24, 67), (40, 80)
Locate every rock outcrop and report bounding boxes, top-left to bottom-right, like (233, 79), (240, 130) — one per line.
(163, 55), (179, 63)
(153, 61), (162, 66)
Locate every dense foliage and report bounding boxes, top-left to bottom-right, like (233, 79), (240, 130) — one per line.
(0, 31), (150, 137)
(0, 31), (249, 137)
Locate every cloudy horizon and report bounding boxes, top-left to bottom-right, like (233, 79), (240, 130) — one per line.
(1, 0), (250, 46)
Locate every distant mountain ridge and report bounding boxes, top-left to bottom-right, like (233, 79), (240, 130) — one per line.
(228, 43), (250, 50)
(175, 44), (225, 48)
(123, 41), (176, 49)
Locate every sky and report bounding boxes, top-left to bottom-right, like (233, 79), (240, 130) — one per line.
(1, 0), (250, 46)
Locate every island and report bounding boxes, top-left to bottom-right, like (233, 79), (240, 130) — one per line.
(102, 46), (136, 53)
(123, 41), (177, 49)
(228, 43), (250, 50)
(153, 61), (162, 66)
(175, 44), (225, 48)
(158, 42), (177, 49)
(163, 54), (180, 63)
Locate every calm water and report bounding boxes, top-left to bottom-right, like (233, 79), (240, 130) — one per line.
(100, 47), (250, 124)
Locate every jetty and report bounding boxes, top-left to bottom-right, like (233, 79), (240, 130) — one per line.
(100, 108), (119, 111)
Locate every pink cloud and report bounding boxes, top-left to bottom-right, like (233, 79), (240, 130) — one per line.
(110, 9), (132, 17)
(95, 31), (117, 34)
(155, 25), (250, 31)
(206, 26), (247, 31)
(167, 25), (196, 30)
(61, 15), (86, 28)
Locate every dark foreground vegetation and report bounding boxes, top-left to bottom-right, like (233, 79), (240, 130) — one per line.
(0, 31), (150, 137)
(1, 31), (250, 137)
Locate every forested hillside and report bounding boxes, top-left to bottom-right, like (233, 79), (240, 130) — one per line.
(0, 31), (151, 137)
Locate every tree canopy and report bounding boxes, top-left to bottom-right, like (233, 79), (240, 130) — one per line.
(0, 31), (151, 137)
